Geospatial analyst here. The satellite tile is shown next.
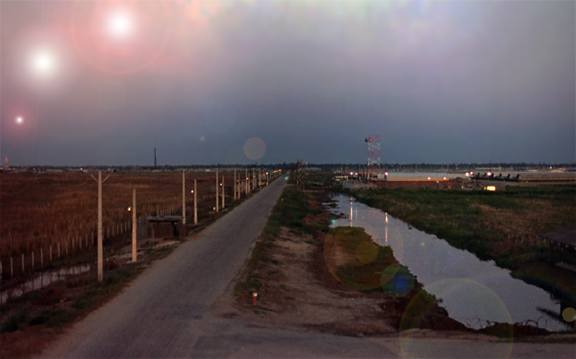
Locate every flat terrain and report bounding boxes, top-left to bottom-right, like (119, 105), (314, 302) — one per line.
(40, 175), (287, 358)
(40, 176), (575, 358)
(2, 174), (574, 358)
(0, 170), (242, 260)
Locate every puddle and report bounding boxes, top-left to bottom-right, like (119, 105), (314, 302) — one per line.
(1, 264), (91, 304)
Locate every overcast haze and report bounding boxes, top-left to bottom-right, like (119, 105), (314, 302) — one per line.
(1, 0), (574, 166)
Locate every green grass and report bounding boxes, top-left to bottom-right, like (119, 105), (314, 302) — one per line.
(234, 172), (331, 303)
(329, 227), (419, 295)
(351, 185), (576, 267)
(327, 226), (441, 331)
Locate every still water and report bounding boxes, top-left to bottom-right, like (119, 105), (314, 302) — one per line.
(329, 194), (569, 331)
(0, 264), (91, 304)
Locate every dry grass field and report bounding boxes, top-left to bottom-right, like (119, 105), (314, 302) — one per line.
(0, 169), (260, 276)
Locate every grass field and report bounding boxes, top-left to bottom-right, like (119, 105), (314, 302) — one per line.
(0, 170), (254, 270)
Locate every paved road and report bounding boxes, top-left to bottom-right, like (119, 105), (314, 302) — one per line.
(41, 175), (575, 358)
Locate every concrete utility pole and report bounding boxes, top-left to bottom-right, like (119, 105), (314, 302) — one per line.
(91, 171), (110, 282)
(215, 169), (219, 213)
(181, 170), (186, 224)
(221, 175), (225, 209)
(193, 179), (198, 224)
(233, 169), (237, 201)
(132, 188), (137, 263)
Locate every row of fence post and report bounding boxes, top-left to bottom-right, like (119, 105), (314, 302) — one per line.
(1, 171), (278, 285)
(1, 212), (157, 283)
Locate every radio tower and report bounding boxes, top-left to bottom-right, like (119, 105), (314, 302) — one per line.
(365, 135), (381, 181)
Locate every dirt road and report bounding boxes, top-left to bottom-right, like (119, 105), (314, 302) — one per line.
(40, 176), (574, 358)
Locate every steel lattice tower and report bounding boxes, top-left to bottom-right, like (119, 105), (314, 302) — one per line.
(365, 135), (381, 180)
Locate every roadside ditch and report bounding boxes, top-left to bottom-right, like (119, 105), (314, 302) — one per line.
(213, 173), (575, 342)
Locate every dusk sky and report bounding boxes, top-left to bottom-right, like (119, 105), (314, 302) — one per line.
(1, 0), (574, 166)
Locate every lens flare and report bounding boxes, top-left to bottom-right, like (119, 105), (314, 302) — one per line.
(243, 137), (266, 161)
(107, 11), (134, 39)
(31, 51), (56, 77)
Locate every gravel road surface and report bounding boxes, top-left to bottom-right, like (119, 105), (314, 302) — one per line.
(40, 175), (575, 358)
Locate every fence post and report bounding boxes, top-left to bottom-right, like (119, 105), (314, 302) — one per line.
(21, 254), (25, 274)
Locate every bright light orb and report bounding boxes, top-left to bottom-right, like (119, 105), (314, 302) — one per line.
(107, 11), (134, 39)
(32, 51), (55, 75)
(16, 116), (24, 124)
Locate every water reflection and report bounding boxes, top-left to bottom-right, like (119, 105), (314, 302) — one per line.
(329, 194), (571, 331)
(1, 264), (91, 304)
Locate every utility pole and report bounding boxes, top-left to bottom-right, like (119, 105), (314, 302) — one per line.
(180, 169), (186, 224)
(215, 169), (219, 212)
(233, 169), (237, 200)
(91, 171), (110, 282)
(193, 179), (198, 225)
(221, 175), (225, 209)
(245, 168), (249, 194)
(132, 188), (137, 263)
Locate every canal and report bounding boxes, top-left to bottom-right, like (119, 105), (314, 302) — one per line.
(329, 194), (569, 332)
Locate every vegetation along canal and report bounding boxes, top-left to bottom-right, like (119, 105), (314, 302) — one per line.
(329, 194), (571, 332)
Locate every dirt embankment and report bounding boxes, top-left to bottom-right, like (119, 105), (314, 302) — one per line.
(213, 192), (474, 338)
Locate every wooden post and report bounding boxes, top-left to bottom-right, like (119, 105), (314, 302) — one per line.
(50, 245), (53, 262)
(10, 257), (13, 278)
(21, 254), (25, 274)
(32, 251), (35, 270)
(58, 241), (61, 259)
(40, 248), (44, 269)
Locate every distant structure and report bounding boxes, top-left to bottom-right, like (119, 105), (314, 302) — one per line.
(3, 157), (8, 172)
(365, 135), (381, 180)
(154, 148), (157, 168)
